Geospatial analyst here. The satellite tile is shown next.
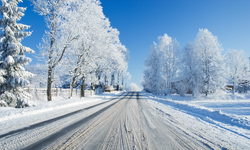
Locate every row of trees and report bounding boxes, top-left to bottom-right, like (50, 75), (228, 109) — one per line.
(0, 0), (129, 107)
(143, 29), (249, 96)
(31, 0), (129, 101)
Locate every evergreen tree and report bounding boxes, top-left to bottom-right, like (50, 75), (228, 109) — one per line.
(0, 0), (34, 107)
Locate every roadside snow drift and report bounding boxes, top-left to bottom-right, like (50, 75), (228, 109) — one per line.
(0, 92), (123, 135)
(144, 93), (250, 130)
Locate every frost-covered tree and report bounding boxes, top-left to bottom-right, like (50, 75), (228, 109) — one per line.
(193, 29), (226, 96)
(26, 64), (47, 88)
(225, 49), (249, 94)
(178, 42), (198, 96)
(143, 34), (179, 94)
(143, 43), (163, 94)
(127, 83), (141, 91)
(158, 34), (180, 94)
(0, 0), (34, 107)
(177, 29), (226, 96)
(49, 0), (129, 97)
(26, 64), (64, 88)
(120, 72), (130, 89)
(61, 0), (107, 97)
(30, 0), (129, 99)
(30, 0), (85, 101)
(108, 43), (128, 87)
(116, 46), (129, 90)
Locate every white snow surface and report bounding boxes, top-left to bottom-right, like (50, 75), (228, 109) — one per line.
(1, 91), (250, 149)
(4, 55), (15, 65)
(142, 91), (250, 139)
(0, 92), (122, 135)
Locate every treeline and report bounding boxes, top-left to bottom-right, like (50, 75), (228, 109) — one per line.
(143, 29), (249, 96)
(0, 0), (129, 107)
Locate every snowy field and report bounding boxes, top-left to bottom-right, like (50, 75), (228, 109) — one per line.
(0, 92), (123, 136)
(142, 91), (250, 139)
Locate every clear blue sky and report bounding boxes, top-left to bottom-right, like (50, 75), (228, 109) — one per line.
(19, 0), (250, 88)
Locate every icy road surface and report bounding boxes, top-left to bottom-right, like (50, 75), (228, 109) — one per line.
(0, 92), (249, 149)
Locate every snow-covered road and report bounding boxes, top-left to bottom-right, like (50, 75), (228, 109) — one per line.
(0, 92), (249, 149)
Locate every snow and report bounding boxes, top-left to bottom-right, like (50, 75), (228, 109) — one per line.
(0, 91), (250, 149)
(4, 55), (15, 65)
(1, 91), (249, 134)
(141, 91), (250, 139)
(0, 0), (35, 107)
(0, 91), (123, 135)
(143, 97), (250, 149)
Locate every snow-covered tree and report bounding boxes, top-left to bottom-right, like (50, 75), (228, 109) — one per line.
(108, 43), (129, 87)
(26, 64), (64, 88)
(177, 42), (197, 96)
(0, 0), (34, 107)
(143, 42), (163, 94)
(143, 34), (179, 94)
(62, 0), (108, 96)
(225, 49), (249, 94)
(25, 64), (47, 88)
(31, 0), (129, 99)
(30, 0), (87, 101)
(158, 34), (180, 94)
(177, 29), (227, 96)
(116, 47), (129, 90)
(127, 83), (141, 91)
(193, 29), (226, 96)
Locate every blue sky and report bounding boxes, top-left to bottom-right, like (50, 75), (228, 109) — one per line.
(19, 0), (250, 88)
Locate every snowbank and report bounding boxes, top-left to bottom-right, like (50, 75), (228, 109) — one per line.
(0, 91), (123, 134)
(143, 92), (250, 130)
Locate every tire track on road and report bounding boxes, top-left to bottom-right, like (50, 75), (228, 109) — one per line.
(17, 92), (130, 150)
(137, 92), (213, 150)
(0, 92), (127, 140)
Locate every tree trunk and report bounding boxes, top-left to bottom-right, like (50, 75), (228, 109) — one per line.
(233, 81), (235, 95)
(122, 75), (124, 86)
(117, 72), (120, 91)
(47, 66), (53, 101)
(111, 74), (115, 86)
(47, 17), (55, 101)
(103, 85), (105, 93)
(105, 75), (108, 86)
(91, 83), (95, 91)
(70, 76), (77, 97)
(81, 78), (85, 97)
